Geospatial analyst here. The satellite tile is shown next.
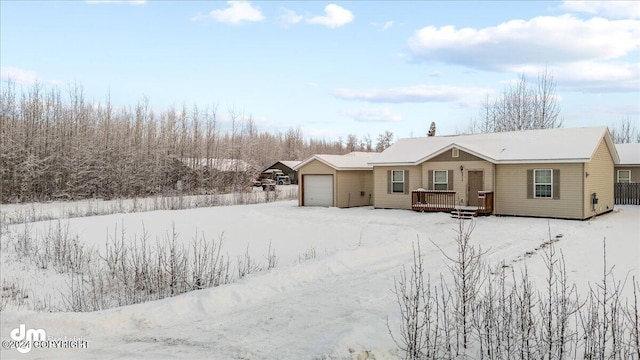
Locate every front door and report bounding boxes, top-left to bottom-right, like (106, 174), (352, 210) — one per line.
(467, 171), (484, 206)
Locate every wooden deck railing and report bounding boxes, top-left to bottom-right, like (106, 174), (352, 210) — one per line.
(411, 190), (457, 212)
(477, 191), (494, 214)
(411, 189), (494, 215)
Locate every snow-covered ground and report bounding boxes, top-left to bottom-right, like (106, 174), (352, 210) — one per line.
(0, 186), (297, 224)
(1, 201), (638, 359)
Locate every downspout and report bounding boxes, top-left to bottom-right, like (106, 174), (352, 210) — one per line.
(581, 163), (585, 219)
(492, 163), (497, 214)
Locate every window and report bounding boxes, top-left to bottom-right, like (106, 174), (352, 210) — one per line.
(433, 170), (448, 190)
(534, 169), (552, 198)
(452, 148), (459, 158)
(392, 170), (405, 193)
(617, 170), (631, 183)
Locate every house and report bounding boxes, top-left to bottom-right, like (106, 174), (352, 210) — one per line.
(613, 143), (640, 205)
(263, 161), (301, 184)
(182, 158), (255, 172)
(180, 158), (258, 192)
(614, 143), (640, 183)
(293, 152), (379, 207)
(368, 126), (619, 220)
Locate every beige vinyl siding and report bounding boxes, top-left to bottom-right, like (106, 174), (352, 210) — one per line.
(297, 160), (336, 207)
(615, 166), (640, 183)
(373, 166), (422, 209)
(584, 139), (614, 217)
(429, 148), (486, 162)
(422, 160), (494, 206)
(495, 163), (584, 219)
(336, 170), (374, 208)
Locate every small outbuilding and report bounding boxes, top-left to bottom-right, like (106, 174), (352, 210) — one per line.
(293, 152), (379, 207)
(263, 161), (301, 184)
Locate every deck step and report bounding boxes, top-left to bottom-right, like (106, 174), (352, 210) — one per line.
(451, 208), (477, 219)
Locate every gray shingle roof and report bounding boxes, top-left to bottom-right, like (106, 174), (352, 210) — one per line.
(370, 126), (617, 165)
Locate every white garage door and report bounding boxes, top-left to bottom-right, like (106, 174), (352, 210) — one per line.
(303, 175), (334, 207)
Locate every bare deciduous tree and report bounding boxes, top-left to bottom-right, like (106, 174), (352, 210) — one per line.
(610, 116), (639, 144)
(0, 81), (359, 203)
(470, 69), (562, 134)
(390, 229), (639, 359)
(375, 130), (394, 152)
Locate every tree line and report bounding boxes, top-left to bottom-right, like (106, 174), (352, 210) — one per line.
(0, 81), (394, 203)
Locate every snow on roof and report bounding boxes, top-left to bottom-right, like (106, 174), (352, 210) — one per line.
(370, 126), (616, 165)
(294, 152), (380, 170)
(278, 161), (302, 170)
(615, 143), (640, 165)
(181, 158), (255, 172)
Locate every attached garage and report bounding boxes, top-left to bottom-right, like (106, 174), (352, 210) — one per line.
(294, 152), (379, 208)
(302, 175), (334, 206)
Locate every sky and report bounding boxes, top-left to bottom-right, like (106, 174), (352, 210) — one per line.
(1, 1), (639, 140)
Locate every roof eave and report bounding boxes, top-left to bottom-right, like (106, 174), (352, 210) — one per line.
(496, 158), (590, 164)
(368, 161), (420, 167)
(334, 166), (374, 171)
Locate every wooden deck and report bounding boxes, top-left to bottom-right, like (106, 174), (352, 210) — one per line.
(412, 190), (494, 215)
(412, 190), (456, 212)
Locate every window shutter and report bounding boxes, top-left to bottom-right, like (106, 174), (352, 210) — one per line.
(447, 170), (453, 190)
(553, 169), (560, 200)
(387, 170), (392, 194)
(404, 170), (410, 194)
(527, 170), (533, 199)
(428, 170), (433, 190)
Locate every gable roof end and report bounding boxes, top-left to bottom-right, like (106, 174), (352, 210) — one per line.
(294, 152), (379, 171)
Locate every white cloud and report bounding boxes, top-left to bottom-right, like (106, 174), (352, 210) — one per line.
(333, 85), (492, 103)
(407, 14), (639, 92)
(408, 15), (639, 70)
(307, 4), (354, 28)
(371, 20), (393, 30)
(544, 62), (639, 92)
(279, 8), (303, 27)
(1, 67), (39, 84)
(494, 61), (639, 93)
(192, 1), (264, 24)
(342, 107), (402, 123)
(560, 1), (640, 19)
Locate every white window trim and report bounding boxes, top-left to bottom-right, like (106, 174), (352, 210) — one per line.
(433, 170), (448, 191)
(617, 170), (631, 183)
(391, 170), (405, 193)
(534, 169), (553, 198)
(452, 148), (459, 158)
